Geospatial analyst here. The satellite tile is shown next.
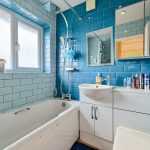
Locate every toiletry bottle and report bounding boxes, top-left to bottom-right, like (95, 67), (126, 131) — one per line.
(127, 77), (132, 88)
(131, 76), (136, 89)
(96, 72), (102, 85)
(123, 78), (127, 87)
(144, 74), (150, 90)
(139, 73), (144, 89)
(135, 74), (140, 89)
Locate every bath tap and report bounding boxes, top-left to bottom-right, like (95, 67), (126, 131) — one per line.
(103, 74), (110, 86)
(62, 93), (71, 101)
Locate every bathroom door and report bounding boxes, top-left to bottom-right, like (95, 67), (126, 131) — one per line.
(80, 102), (94, 135)
(94, 105), (113, 142)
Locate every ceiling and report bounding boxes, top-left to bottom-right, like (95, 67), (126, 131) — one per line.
(39, 0), (86, 12)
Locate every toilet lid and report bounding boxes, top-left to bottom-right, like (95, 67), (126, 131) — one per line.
(113, 127), (150, 150)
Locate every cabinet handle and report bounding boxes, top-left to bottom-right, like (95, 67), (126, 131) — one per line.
(95, 107), (98, 120)
(91, 106), (94, 119)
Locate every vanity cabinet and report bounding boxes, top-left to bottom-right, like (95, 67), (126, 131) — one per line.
(79, 85), (150, 150)
(114, 109), (150, 135)
(114, 89), (150, 136)
(80, 102), (113, 142)
(79, 84), (113, 150)
(114, 90), (150, 114)
(80, 103), (94, 135)
(94, 105), (112, 141)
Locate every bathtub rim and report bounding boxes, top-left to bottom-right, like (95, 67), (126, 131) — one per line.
(0, 98), (78, 115)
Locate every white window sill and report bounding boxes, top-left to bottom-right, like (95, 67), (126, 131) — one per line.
(2, 69), (44, 74)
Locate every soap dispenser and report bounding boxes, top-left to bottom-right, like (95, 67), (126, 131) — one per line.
(96, 72), (102, 85)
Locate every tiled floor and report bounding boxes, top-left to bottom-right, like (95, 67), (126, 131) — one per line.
(71, 142), (98, 150)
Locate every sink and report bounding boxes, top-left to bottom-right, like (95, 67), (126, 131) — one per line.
(79, 84), (112, 100)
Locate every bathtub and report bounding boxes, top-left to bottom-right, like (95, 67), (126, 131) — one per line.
(0, 99), (79, 150)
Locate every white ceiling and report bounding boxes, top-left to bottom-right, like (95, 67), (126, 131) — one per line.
(39, 0), (86, 11)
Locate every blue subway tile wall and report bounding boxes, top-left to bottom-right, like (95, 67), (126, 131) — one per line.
(56, 0), (150, 100)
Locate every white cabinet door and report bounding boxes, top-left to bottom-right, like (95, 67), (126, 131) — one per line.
(80, 102), (94, 135)
(95, 105), (112, 141)
(114, 109), (150, 136)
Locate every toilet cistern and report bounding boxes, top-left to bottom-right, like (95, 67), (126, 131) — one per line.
(113, 127), (150, 150)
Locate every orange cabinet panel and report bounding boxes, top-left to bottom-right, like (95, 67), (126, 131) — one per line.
(116, 35), (144, 59)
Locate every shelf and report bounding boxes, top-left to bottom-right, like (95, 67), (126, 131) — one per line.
(116, 34), (143, 41)
(117, 56), (150, 60)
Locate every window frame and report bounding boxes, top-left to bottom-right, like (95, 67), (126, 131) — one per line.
(0, 8), (12, 70)
(0, 7), (43, 73)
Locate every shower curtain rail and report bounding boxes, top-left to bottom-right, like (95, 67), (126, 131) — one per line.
(63, 0), (82, 20)
(43, 0), (82, 20)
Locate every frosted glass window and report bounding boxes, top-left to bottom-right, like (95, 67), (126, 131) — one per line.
(18, 21), (39, 68)
(0, 7), (42, 72)
(0, 10), (11, 69)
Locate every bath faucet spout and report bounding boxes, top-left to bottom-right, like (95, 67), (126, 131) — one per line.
(62, 93), (71, 101)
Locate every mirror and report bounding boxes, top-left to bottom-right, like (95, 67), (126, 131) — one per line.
(115, 1), (150, 59)
(86, 27), (114, 66)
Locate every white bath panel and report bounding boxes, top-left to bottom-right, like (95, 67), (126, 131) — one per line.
(2, 100), (79, 150)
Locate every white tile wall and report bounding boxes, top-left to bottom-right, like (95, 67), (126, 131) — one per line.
(0, 73), (54, 112)
(0, 0), (56, 112)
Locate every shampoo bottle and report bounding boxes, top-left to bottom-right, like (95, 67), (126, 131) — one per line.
(144, 74), (150, 90)
(139, 73), (144, 89)
(135, 74), (140, 89)
(96, 72), (102, 85)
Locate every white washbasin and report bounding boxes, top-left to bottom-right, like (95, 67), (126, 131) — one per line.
(79, 84), (112, 100)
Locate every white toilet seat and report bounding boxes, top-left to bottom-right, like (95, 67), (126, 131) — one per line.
(113, 127), (150, 150)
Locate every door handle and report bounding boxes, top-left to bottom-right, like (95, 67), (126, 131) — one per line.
(95, 107), (98, 120)
(91, 106), (94, 119)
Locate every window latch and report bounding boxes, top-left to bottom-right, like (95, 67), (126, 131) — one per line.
(15, 41), (20, 51)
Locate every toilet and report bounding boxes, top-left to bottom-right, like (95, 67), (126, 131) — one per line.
(113, 127), (150, 150)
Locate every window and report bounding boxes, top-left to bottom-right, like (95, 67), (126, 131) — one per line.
(18, 21), (40, 68)
(0, 8), (43, 72)
(0, 9), (11, 69)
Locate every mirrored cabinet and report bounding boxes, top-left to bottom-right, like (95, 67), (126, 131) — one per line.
(86, 27), (114, 66)
(145, 0), (150, 56)
(115, 0), (150, 60)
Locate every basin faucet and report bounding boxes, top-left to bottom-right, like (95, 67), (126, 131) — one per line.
(103, 74), (110, 86)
